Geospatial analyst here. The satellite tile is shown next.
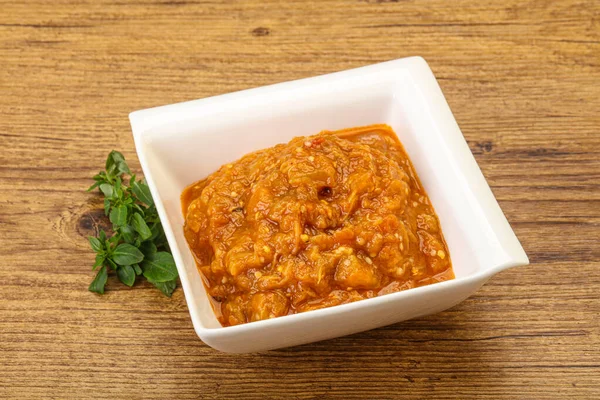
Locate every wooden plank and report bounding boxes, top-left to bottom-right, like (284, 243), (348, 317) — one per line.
(0, 0), (598, 398)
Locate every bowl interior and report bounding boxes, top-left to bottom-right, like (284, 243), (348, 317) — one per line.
(133, 59), (525, 330)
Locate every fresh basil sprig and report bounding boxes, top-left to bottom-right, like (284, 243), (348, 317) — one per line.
(87, 151), (178, 296)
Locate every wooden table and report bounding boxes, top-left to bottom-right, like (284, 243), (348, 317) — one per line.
(1, 1), (598, 398)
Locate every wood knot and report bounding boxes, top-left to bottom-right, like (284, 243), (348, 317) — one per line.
(471, 141), (493, 154)
(478, 141), (493, 152)
(77, 209), (112, 238)
(251, 27), (270, 37)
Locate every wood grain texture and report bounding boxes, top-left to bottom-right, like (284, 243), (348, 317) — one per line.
(1, 0), (599, 398)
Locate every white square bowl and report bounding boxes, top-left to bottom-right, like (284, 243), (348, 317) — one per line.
(129, 56), (529, 353)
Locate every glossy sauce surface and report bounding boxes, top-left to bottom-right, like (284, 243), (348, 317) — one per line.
(182, 125), (453, 326)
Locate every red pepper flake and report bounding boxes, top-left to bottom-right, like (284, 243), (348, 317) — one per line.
(305, 137), (325, 148)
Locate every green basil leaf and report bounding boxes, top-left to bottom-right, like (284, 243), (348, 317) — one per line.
(141, 251), (178, 282)
(133, 263), (142, 275)
(93, 253), (105, 269)
(149, 278), (177, 297)
(132, 203), (145, 215)
(105, 153), (115, 173)
(106, 150), (126, 174)
(116, 265), (135, 287)
(88, 236), (102, 252)
(109, 204), (128, 226)
(145, 205), (159, 220)
(131, 179), (154, 206)
(112, 243), (144, 266)
(119, 225), (136, 244)
(152, 224), (168, 250)
(107, 258), (118, 270)
(106, 166), (117, 179)
(149, 222), (160, 241)
(87, 181), (101, 192)
(108, 233), (120, 246)
(103, 199), (111, 216)
(99, 183), (114, 199)
(99, 230), (107, 242)
(110, 150), (125, 163)
(117, 161), (130, 175)
(139, 241), (157, 258)
(131, 213), (152, 240)
(89, 266), (108, 294)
